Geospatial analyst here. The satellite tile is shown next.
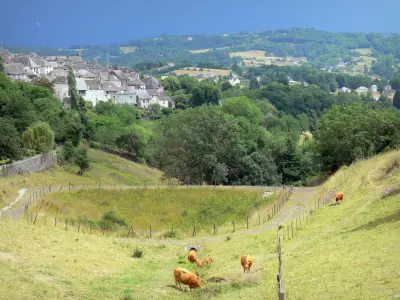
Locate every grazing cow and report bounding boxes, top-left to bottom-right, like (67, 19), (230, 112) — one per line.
(188, 250), (197, 263)
(262, 191), (272, 199)
(174, 267), (202, 291)
(335, 191), (344, 204)
(203, 257), (213, 264)
(241, 255), (253, 273)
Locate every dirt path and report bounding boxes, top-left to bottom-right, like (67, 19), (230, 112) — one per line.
(0, 189), (28, 217)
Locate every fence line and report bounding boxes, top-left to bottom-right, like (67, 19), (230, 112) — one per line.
(21, 185), (294, 239)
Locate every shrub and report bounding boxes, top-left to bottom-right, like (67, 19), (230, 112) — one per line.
(102, 209), (127, 226)
(133, 247), (143, 258)
(22, 122), (55, 154)
(23, 149), (36, 157)
(162, 230), (178, 238)
(90, 141), (100, 149)
(74, 148), (90, 175)
(226, 235), (232, 241)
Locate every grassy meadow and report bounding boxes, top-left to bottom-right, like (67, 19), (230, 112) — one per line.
(1, 150), (399, 299)
(173, 68), (231, 77)
(0, 149), (162, 208)
(32, 188), (277, 237)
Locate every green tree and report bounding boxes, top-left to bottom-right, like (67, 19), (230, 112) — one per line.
(394, 91), (400, 109)
(315, 103), (400, 171)
(62, 141), (76, 162)
(148, 103), (161, 120)
(363, 64), (368, 75)
(190, 82), (221, 107)
(221, 81), (232, 92)
(231, 63), (243, 76)
(67, 67), (79, 110)
(0, 117), (22, 160)
(32, 77), (55, 93)
(0, 56), (4, 73)
(222, 96), (263, 124)
(74, 148), (90, 175)
(115, 126), (147, 161)
(174, 94), (190, 110)
(297, 113), (310, 132)
(249, 78), (260, 90)
(162, 76), (181, 92)
(390, 77), (400, 91)
(22, 122), (55, 154)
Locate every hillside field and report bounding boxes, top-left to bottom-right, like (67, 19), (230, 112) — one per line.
(173, 68), (231, 77)
(31, 188), (277, 237)
(120, 46), (138, 54)
(0, 150), (399, 299)
(0, 149), (162, 208)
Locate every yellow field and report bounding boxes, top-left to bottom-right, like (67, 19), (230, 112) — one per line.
(189, 49), (211, 54)
(120, 46), (138, 54)
(173, 68), (231, 77)
(229, 50), (307, 67)
(353, 48), (373, 56)
(229, 50), (266, 59)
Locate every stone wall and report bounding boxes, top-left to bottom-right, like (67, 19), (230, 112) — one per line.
(0, 151), (57, 177)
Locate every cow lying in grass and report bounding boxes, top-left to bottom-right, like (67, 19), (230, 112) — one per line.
(174, 267), (202, 291)
(195, 257), (214, 268)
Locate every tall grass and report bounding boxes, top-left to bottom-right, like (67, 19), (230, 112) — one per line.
(34, 188), (276, 235)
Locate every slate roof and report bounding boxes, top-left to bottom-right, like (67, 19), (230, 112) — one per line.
(4, 63), (25, 75)
(85, 80), (101, 90)
(142, 75), (162, 89)
(75, 69), (96, 78)
(134, 90), (151, 100)
(112, 70), (129, 81)
(53, 76), (68, 84)
(101, 81), (119, 92)
(127, 77), (144, 86)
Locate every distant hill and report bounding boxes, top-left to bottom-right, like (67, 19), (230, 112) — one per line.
(4, 28), (400, 76)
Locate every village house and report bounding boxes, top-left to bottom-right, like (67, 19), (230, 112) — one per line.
(4, 63), (28, 81)
(101, 81), (119, 101)
(135, 90), (152, 108)
(340, 87), (352, 93)
(84, 80), (107, 106)
(116, 91), (137, 105)
(53, 76), (69, 100)
(355, 86), (369, 94)
(229, 75), (241, 86)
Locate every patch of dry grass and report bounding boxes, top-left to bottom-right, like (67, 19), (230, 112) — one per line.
(173, 68), (231, 77)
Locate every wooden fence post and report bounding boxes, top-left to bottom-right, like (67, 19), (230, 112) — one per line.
(171, 225), (174, 234)
(89, 224), (92, 235)
(277, 228), (286, 300)
(213, 223), (217, 235)
(291, 221), (294, 238)
(102, 226), (105, 235)
(150, 225), (152, 238)
(258, 213), (261, 225)
(287, 225), (290, 240)
(78, 221), (81, 233)
(296, 217), (298, 230)
(232, 220), (235, 233)
(192, 221), (196, 237)
(246, 216), (249, 229)
(33, 214), (38, 224)
(65, 219), (68, 230)
(54, 217), (57, 227)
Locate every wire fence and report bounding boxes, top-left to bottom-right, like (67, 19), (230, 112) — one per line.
(20, 185), (294, 239)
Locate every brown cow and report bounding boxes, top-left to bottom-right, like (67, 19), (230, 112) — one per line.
(174, 267), (202, 291)
(241, 255), (253, 273)
(188, 250), (197, 263)
(335, 191), (344, 204)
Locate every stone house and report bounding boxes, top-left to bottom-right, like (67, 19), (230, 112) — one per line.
(101, 82), (119, 101)
(84, 80), (107, 106)
(4, 63), (28, 81)
(135, 90), (152, 108)
(53, 76), (69, 100)
(117, 91), (137, 105)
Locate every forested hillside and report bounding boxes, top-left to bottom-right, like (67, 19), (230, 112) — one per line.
(1, 50), (400, 186)
(5, 28), (400, 77)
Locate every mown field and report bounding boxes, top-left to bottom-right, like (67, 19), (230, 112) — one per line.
(173, 68), (231, 77)
(120, 46), (138, 54)
(0, 149), (162, 208)
(33, 188), (277, 236)
(1, 150), (399, 299)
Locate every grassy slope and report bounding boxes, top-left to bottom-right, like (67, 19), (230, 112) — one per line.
(0, 151), (399, 299)
(0, 149), (162, 208)
(33, 188), (277, 236)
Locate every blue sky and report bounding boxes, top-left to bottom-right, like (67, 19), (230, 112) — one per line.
(1, 0), (399, 47)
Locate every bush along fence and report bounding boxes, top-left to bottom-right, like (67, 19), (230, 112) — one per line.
(21, 185), (294, 239)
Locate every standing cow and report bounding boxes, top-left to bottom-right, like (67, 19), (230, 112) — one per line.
(174, 267), (202, 291)
(241, 255), (253, 273)
(335, 191), (344, 204)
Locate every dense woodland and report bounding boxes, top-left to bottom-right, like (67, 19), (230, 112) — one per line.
(1, 54), (400, 185)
